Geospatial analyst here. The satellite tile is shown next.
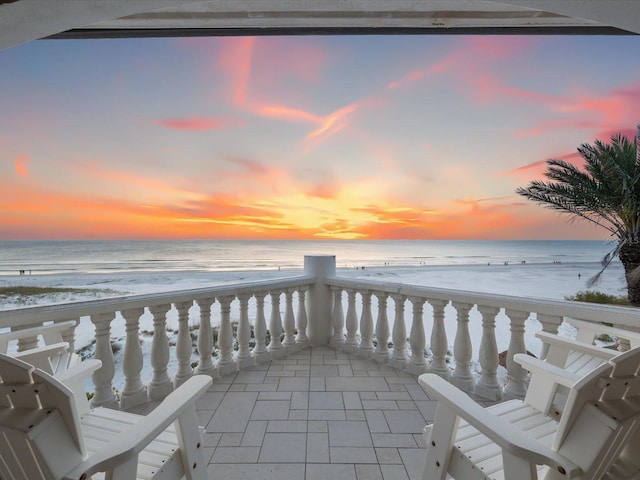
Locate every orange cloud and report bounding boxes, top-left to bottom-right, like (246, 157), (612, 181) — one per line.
(14, 154), (30, 178)
(498, 152), (584, 179)
(154, 116), (244, 131)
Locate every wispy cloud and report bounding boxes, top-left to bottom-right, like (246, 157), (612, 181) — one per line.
(153, 116), (244, 131)
(14, 154), (30, 178)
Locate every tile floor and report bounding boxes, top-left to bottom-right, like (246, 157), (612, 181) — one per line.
(193, 346), (446, 480)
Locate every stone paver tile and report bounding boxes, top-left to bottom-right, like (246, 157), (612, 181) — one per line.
(218, 432), (243, 446)
(202, 431), (221, 448)
(234, 370), (267, 383)
(371, 434), (417, 448)
(309, 409), (346, 420)
(354, 371), (369, 377)
(398, 448), (425, 480)
(296, 370), (311, 377)
(291, 391), (309, 409)
(415, 401), (437, 422)
(404, 384), (430, 401)
(196, 391), (225, 410)
(278, 376), (309, 391)
(397, 401), (417, 410)
(214, 374), (236, 384)
(380, 465), (410, 480)
(310, 376), (326, 391)
(306, 463), (356, 480)
(310, 365), (339, 376)
(209, 383), (230, 392)
(360, 392), (377, 400)
(385, 377), (417, 384)
(375, 448), (402, 464)
(339, 364), (354, 376)
(244, 383), (278, 392)
(202, 447), (214, 464)
(351, 360), (379, 370)
(413, 433), (427, 448)
(329, 420), (373, 447)
(326, 377), (390, 392)
(330, 447), (378, 463)
(377, 392), (412, 401)
(325, 358), (351, 365)
(366, 410), (390, 433)
(284, 364), (310, 371)
(307, 432), (330, 462)
(383, 411), (427, 434)
(263, 377), (279, 384)
(356, 464), (383, 480)
(362, 400), (398, 410)
(208, 463), (305, 480)
(308, 420), (328, 432)
(251, 400), (290, 420)
(367, 371), (398, 378)
(228, 384), (246, 391)
(346, 410), (367, 421)
(207, 392), (258, 432)
(343, 391), (363, 409)
(211, 446), (260, 463)
(389, 384), (408, 392)
(197, 410), (214, 427)
(309, 391), (344, 410)
(258, 391), (292, 400)
(259, 432), (307, 463)
(241, 420), (267, 446)
(289, 409), (308, 420)
(266, 370), (296, 377)
(266, 420), (307, 432)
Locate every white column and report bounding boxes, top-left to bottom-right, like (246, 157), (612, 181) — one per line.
(120, 307), (147, 409)
(429, 300), (449, 377)
(90, 312), (118, 408)
(173, 301), (194, 388)
(195, 298), (217, 377)
(283, 288), (297, 350)
(253, 292), (270, 363)
(344, 289), (359, 353)
(407, 297), (427, 374)
(372, 292), (389, 363)
(358, 291), (374, 357)
(269, 291), (285, 358)
(475, 305), (501, 400)
(236, 294), (254, 369)
(217, 295), (237, 375)
(536, 313), (562, 360)
(304, 255), (336, 346)
(388, 294), (407, 369)
(58, 320), (77, 353)
(329, 287), (345, 349)
(295, 288), (309, 345)
(503, 309), (529, 399)
(451, 302), (474, 392)
(148, 304), (173, 401)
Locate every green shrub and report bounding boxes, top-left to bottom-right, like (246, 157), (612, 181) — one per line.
(565, 291), (630, 306)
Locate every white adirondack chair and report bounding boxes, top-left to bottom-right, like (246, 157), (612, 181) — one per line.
(0, 319), (79, 374)
(0, 353), (212, 480)
(419, 346), (640, 480)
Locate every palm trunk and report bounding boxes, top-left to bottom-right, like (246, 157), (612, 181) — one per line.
(618, 241), (640, 306)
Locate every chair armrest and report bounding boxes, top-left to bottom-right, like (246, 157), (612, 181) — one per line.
(63, 375), (212, 480)
(56, 359), (102, 385)
(536, 331), (619, 360)
(0, 320), (77, 344)
(514, 353), (582, 386)
(13, 342), (69, 373)
(418, 374), (579, 476)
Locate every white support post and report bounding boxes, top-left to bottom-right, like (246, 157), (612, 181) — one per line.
(195, 298), (217, 377)
(296, 288), (309, 346)
(389, 294), (407, 369)
(253, 292), (270, 363)
(330, 287), (345, 349)
(451, 302), (474, 392)
(536, 313), (563, 360)
(283, 289), (297, 350)
(503, 309), (530, 399)
(429, 300), (449, 377)
(236, 294), (255, 369)
(475, 305), (501, 400)
(407, 296), (428, 375)
(269, 291), (285, 359)
(58, 320), (77, 353)
(120, 307), (147, 409)
(90, 312), (119, 408)
(344, 289), (359, 353)
(304, 255), (335, 346)
(358, 290), (374, 358)
(148, 304), (173, 401)
(217, 295), (237, 375)
(372, 292), (389, 364)
(173, 301), (194, 388)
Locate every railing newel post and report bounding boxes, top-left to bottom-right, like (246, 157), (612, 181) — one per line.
(304, 255), (336, 346)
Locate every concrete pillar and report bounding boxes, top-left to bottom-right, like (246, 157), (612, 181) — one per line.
(304, 255), (336, 346)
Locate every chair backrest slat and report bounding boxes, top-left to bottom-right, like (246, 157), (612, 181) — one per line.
(0, 354), (40, 409)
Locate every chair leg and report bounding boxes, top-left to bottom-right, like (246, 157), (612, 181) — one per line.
(422, 403), (459, 480)
(106, 455), (138, 480)
(175, 406), (208, 480)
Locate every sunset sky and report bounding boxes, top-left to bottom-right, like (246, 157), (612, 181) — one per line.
(1, 34), (639, 240)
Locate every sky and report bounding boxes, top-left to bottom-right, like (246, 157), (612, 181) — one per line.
(1, 35), (639, 241)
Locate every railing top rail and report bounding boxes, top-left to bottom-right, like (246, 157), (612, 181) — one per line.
(326, 276), (640, 329)
(0, 274), (315, 327)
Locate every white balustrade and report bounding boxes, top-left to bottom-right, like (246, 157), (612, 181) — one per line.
(195, 298), (216, 377)
(296, 288), (309, 345)
(388, 294), (407, 369)
(451, 302), (474, 392)
(428, 299), (449, 377)
(503, 309), (530, 399)
(536, 313), (563, 360)
(358, 291), (374, 357)
(372, 292), (389, 363)
(90, 312), (118, 408)
(217, 295), (237, 375)
(330, 287), (345, 349)
(407, 297), (427, 374)
(148, 304), (173, 401)
(236, 294), (254, 369)
(283, 289), (297, 350)
(253, 292), (270, 363)
(475, 305), (501, 400)
(173, 301), (194, 388)
(344, 289), (359, 353)
(269, 291), (285, 358)
(120, 307), (147, 409)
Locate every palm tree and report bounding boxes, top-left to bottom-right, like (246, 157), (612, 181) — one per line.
(516, 127), (640, 305)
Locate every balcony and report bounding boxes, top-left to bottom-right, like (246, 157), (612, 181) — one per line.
(2, 255), (639, 479)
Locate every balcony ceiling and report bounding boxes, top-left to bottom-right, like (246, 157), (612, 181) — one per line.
(1, 0), (639, 51)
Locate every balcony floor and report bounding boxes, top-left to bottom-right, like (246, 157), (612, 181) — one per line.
(158, 346), (498, 480)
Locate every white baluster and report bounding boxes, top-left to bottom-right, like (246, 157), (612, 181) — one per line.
(330, 287), (345, 349)
(372, 292), (389, 364)
(358, 291), (374, 357)
(253, 292), (270, 363)
(503, 309), (529, 399)
(268, 291), (285, 358)
(388, 294), (407, 369)
(296, 288), (309, 345)
(344, 289), (358, 353)
(90, 312), (118, 408)
(536, 313), (562, 360)
(451, 302), (474, 392)
(58, 320), (77, 353)
(195, 298), (217, 377)
(283, 289), (297, 351)
(173, 301), (194, 388)
(120, 307), (147, 409)
(236, 294), (255, 369)
(429, 299), (449, 377)
(16, 325), (38, 351)
(475, 305), (501, 400)
(148, 304), (173, 401)
(407, 297), (427, 374)
(217, 295), (237, 375)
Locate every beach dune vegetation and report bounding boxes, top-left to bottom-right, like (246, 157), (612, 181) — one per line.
(517, 127), (640, 305)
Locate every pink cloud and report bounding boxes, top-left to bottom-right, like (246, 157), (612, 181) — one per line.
(498, 151), (584, 178)
(154, 116), (244, 131)
(14, 154), (30, 178)
(216, 37), (256, 107)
